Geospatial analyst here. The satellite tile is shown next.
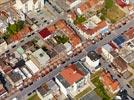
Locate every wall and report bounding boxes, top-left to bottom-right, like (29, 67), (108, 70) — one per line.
(55, 77), (68, 96)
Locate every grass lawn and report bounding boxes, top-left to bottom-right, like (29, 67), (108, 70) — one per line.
(129, 63), (134, 69)
(90, 69), (103, 80)
(107, 5), (125, 23)
(3, 20), (25, 39)
(28, 93), (40, 100)
(54, 35), (69, 44)
(75, 86), (92, 100)
(129, 79), (134, 88)
(91, 77), (110, 100)
(100, 0), (125, 23)
(105, 0), (114, 9)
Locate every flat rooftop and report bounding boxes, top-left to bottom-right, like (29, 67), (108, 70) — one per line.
(56, 62), (89, 88)
(113, 35), (126, 46)
(87, 51), (100, 61)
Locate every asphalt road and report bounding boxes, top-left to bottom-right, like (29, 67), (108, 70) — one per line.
(6, 17), (134, 100)
(100, 58), (134, 98)
(6, 49), (87, 100)
(4, 2), (134, 100)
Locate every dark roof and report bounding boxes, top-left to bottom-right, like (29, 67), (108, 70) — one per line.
(54, 44), (66, 53)
(87, 51), (100, 61)
(37, 80), (59, 96)
(0, 39), (5, 44)
(110, 51), (119, 58)
(113, 56), (127, 73)
(14, 59), (25, 68)
(39, 28), (52, 39)
(8, 71), (22, 83)
(113, 35), (126, 46)
(56, 74), (70, 88)
(75, 62), (89, 75)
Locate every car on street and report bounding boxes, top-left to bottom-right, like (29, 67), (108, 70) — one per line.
(12, 45), (16, 48)
(122, 22), (126, 25)
(126, 84), (131, 88)
(117, 74), (121, 78)
(107, 32), (111, 35)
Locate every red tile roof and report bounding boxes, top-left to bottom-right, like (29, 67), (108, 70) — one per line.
(55, 20), (81, 47)
(101, 71), (120, 92)
(9, 26), (32, 42)
(78, 0), (98, 14)
(109, 41), (118, 50)
(113, 56), (128, 73)
(39, 28), (52, 39)
(124, 27), (134, 39)
(42, 20), (80, 47)
(0, 84), (6, 96)
(60, 64), (84, 85)
(79, 2), (91, 14)
(68, 11), (77, 20)
(47, 25), (56, 33)
(116, 0), (127, 8)
(79, 21), (107, 35)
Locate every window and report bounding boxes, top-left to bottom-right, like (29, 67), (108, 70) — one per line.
(38, 1), (41, 9)
(25, 3), (28, 13)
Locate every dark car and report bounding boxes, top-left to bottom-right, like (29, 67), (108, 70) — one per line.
(44, 20), (47, 23)
(5, 50), (9, 53)
(122, 22), (126, 25)
(117, 74), (121, 78)
(20, 40), (24, 42)
(12, 45), (16, 48)
(126, 84), (131, 88)
(108, 65), (112, 68)
(107, 32), (111, 35)
(27, 34), (31, 37)
(129, 27), (133, 30)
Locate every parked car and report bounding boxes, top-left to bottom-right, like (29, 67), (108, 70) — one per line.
(117, 74), (121, 78)
(126, 84), (131, 88)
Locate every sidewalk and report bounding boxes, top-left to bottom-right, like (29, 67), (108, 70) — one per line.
(127, 66), (134, 82)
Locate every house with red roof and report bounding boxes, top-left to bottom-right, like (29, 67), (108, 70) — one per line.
(112, 56), (128, 74)
(77, 0), (104, 15)
(77, 16), (109, 39)
(9, 26), (32, 42)
(124, 27), (134, 39)
(55, 62), (90, 97)
(39, 28), (52, 40)
(0, 83), (7, 98)
(116, 0), (128, 8)
(100, 71), (120, 94)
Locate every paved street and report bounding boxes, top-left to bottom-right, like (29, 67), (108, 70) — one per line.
(6, 48), (87, 100)
(100, 59), (134, 98)
(4, 2), (134, 100)
(6, 16), (134, 100)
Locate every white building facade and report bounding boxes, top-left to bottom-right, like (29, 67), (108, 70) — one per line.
(13, 0), (44, 13)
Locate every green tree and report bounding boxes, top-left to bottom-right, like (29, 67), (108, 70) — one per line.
(4, 20), (25, 39)
(16, 20), (24, 31)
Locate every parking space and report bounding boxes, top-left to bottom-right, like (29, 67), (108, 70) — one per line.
(80, 91), (102, 100)
(27, 6), (56, 27)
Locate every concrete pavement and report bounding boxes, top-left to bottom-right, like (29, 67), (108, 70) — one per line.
(100, 58), (134, 98)
(4, 2), (134, 100)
